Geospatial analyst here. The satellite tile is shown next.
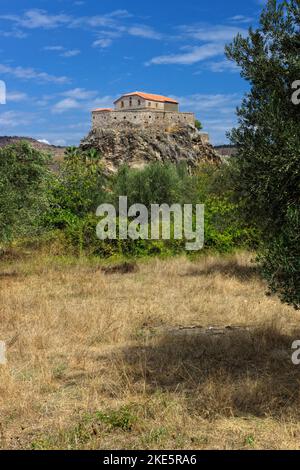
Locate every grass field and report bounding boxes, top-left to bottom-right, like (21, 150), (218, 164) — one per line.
(0, 251), (300, 450)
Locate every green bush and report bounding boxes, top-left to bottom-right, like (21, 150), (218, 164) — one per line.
(193, 162), (259, 252)
(94, 406), (137, 431)
(62, 213), (186, 258)
(46, 147), (107, 223)
(0, 141), (51, 245)
(205, 197), (259, 253)
(111, 162), (193, 208)
(195, 119), (203, 131)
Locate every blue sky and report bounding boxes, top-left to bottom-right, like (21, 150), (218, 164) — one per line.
(0, 0), (266, 145)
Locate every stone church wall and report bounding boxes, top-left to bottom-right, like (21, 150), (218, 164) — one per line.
(92, 110), (195, 129)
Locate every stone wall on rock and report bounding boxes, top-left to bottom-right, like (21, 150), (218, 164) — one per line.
(92, 109), (195, 130)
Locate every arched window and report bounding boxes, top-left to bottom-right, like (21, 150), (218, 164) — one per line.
(121, 101), (124, 108)
(129, 97), (132, 107)
(138, 99), (141, 106)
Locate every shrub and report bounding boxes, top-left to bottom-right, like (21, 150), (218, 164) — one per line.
(45, 147), (107, 224)
(195, 119), (203, 131)
(0, 141), (51, 245)
(111, 162), (193, 208)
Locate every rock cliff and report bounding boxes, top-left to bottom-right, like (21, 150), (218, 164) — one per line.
(80, 123), (220, 172)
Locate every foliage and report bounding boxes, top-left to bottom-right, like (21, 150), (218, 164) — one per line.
(0, 143), (257, 258)
(205, 197), (258, 253)
(0, 141), (51, 244)
(94, 406), (137, 431)
(111, 162), (193, 208)
(225, 0), (300, 307)
(195, 119), (203, 131)
(259, 206), (300, 309)
(45, 147), (107, 227)
(58, 161), (257, 257)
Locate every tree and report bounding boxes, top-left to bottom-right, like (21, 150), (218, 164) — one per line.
(225, 0), (300, 308)
(195, 119), (203, 131)
(48, 147), (106, 224)
(111, 162), (190, 209)
(0, 141), (51, 245)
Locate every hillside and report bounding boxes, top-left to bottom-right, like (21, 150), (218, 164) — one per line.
(214, 145), (237, 157)
(0, 136), (66, 160)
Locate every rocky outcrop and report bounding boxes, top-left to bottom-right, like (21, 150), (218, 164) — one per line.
(80, 123), (220, 172)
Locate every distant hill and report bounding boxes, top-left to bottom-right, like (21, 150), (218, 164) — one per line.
(214, 145), (237, 157)
(0, 136), (66, 160)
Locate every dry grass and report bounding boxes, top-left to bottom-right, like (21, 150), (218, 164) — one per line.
(0, 251), (300, 450)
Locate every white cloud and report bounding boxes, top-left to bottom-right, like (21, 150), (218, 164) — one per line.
(181, 24), (248, 42)
(93, 38), (113, 48)
(127, 25), (162, 40)
(69, 10), (131, 29)
(0, 8), (162, 49)
(206, 59), (239, 73)
(177, 93), (240, 112)
(52, 92), (115, 114)
(147, 23), (247, 67)
(88, 96), (116, 109)
(6, 91), (29, 102)
(44, 46), (81, 57)
(229, 15), (254, 24)
(0, 110), (33, 127)
(147, 43), (225, 65)
(0, 9), (131, 44)
(108, 10), (132, 19)
(61, 49), (81, 58)
(44, 45), (64, 51)
(0, 64), (69, 84)
(61, 88), (98, 100)
(0, 10), (71, 29)
(37, 139), (51, 145)
(52, 98), (82, 114)
(67, 122), (89, 129)
(0, 29), (27, 38)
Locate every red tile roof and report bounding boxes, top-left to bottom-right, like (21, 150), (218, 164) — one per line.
(93, 108), (113, 112)
(114, 92), (178, 104)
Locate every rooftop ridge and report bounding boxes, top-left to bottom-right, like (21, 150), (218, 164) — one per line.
(114, 91), (178, 104)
